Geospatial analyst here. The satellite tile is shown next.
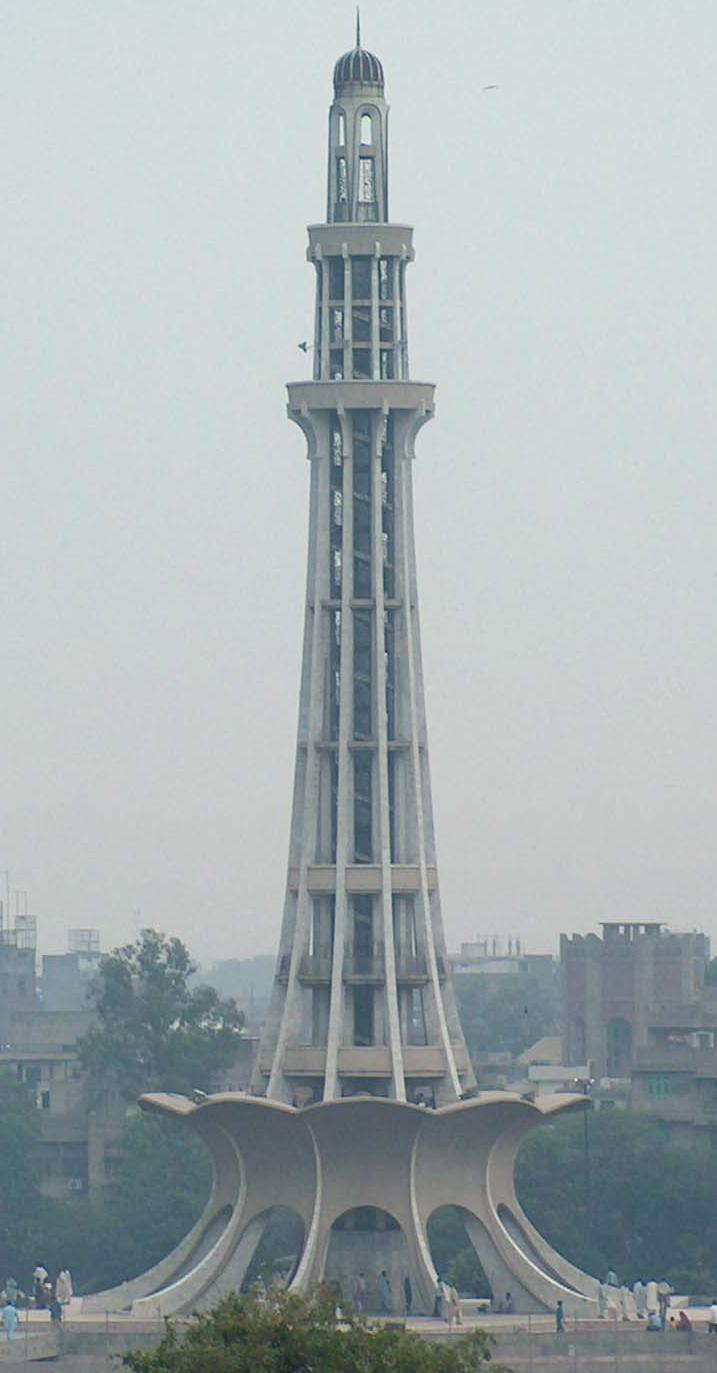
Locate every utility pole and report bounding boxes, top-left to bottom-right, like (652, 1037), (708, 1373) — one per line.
(573, 1077), (594, 1230)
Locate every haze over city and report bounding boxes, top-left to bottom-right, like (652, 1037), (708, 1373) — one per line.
(2, 1), (716, 967)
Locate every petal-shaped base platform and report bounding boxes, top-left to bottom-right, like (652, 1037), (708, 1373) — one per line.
(80, 1092), (597, 1318)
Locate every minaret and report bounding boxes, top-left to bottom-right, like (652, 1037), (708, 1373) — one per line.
(255, 28), (475, 1107)
(83, 23), (597, 1325)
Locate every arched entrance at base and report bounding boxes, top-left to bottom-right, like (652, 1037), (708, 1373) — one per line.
(426, 1204), (491, 1299)
(323, 1207), (409, 1314)
(241, 1207), (305, 1292)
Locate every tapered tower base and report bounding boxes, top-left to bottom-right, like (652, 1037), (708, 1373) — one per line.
(80, 1092), (598, 1319)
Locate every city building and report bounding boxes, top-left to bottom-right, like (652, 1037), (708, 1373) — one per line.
(452, 937), (553, 986)
(0, 922), (123, 1195)
(561, 921), (713, 1132)
(630, 984), (717, 1145)
(0, 919), (38, 1044)
(40, 928), (102, 1013)
(561, 922), (708, 1077)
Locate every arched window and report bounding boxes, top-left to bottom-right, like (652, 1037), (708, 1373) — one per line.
(360, 112), (373, 144)
(337, 111), (346, 145)
(606, 1018), (632, 1076)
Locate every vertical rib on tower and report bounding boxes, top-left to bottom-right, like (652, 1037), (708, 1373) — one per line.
(254, 35), (475, 1108)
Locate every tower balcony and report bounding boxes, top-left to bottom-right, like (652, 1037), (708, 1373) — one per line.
(344, 944), (385, 982)
(287, 379), (435, 418)
(307, 222), (415, 262)
(298, 953), (333, 984)
(396, 955), (429, 984)
(257, 1043), (472, 1082)
(288, 864), (439, 895)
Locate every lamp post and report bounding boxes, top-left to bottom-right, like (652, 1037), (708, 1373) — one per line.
(573, 1077), (594, 1230)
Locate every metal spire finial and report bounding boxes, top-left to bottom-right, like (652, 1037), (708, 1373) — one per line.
(356, 6), (361, 48)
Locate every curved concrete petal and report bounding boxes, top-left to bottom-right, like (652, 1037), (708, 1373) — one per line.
(413, 1093), (596, 1313)
(81, 1091), (596, 1317)
(81, 1094), (244, 1314)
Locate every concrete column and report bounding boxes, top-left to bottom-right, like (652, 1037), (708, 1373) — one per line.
(267, 423), (330, 1101)
(397, 419), (461, 1101)
(371, 252), (380, 379)
(324, 409), (354, 1100)
(373, 407), (405, 1100)
(318, 253), (329, 381)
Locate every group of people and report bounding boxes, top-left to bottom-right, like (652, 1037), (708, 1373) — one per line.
(1, 1266), (73, 1342)
(351, 1270), (416, 1317)
(348, 1270), (461, 1324)
(596, 1272), (673, 1326)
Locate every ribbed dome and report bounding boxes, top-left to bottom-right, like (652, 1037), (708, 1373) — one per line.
(333, 46), (384, 94)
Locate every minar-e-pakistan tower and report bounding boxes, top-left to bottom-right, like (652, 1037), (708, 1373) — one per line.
(83, 28), (597, 1318)
(256, 26), (474, 1109)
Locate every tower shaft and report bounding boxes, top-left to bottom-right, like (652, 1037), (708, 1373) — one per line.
(255, 39), (474, 1107)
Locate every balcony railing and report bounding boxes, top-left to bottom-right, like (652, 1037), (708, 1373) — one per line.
(634, 1045), (717, 1077)
(344, 945), (385, 981)
(298, 953), (333, 983)
(396, 955), (428, 982)
(278, 948), (448, 986)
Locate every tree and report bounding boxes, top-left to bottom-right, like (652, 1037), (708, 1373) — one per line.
(516, 1108), (717, 1291)
(0, 1072), (48, 1281)
(79, 929), (245, 1099)
(83, 1113), (212, 1291)
(0, 1108), (212, 1296)
(123, 1291), (505, 1373)
(455, 973), (559, 1063)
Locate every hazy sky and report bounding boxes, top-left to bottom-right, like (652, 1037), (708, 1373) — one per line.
(2, 2), (716, 967)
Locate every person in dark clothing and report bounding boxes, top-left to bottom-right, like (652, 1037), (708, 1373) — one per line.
(403, 1274), (412, 1315)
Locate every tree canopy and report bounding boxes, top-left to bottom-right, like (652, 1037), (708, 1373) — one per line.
(455, 973), (559, 1063)
(0, 1072), (46, 1280)
(79, 928), (245, 1099)
(123, 1291), (504, 1373)
(0, 1107), (211, 1295)
(516, 1107), (717, 1292)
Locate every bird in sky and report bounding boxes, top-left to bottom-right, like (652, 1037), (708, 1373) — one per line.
(482, 85), (499, 91)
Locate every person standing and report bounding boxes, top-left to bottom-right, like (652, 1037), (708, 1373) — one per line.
(708, 1299), (717, 1334)
(4, 1279), (18, 1306)
(448, 1285), (462, 1327)
(555, 1300), (565, 1334)
(645, 1279), (658, 1320)
(432, 1280), (444, 1320)
(597, 1282), (608, 1319)
(352, 1273), (367, 1315)
(32, 1264), (48, 1308)
(2, 1302), (18, 1343)
(55, 1269), (73, 1306)
(633, 1279), (646, 1318)
(378, 1270), (391, 1314)
(403, 1274), (412, 1316)
(657, 1280), (672, 1328)
(441, 1279), (452, 1324)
